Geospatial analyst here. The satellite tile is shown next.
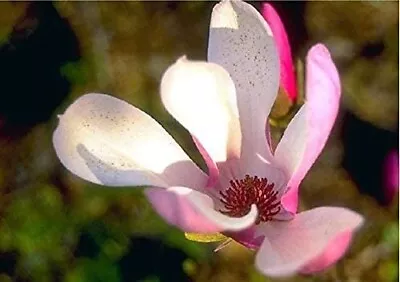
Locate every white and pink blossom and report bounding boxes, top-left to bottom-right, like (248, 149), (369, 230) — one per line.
(53, 0), (363, 277)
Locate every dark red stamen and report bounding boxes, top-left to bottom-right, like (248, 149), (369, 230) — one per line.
(219, 174), (281, 224)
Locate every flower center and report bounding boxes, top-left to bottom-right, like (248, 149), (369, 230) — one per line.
(219, 174), (281, 224)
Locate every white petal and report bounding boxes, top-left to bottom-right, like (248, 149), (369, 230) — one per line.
(274, 105), (308, 178)
(161, 57), (241, 163)
(146, 186), (258, 232)
(208, 0), (280, 163)
(53, 93), (207, 188)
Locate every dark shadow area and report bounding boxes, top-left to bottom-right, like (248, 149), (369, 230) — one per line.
(118, 237), (191, 282)
(360, 41), (385, 59)
(342, 110), (398, 205)
(0, 2), (80, 139)
(74, 222), (191, 282)
(0, 251), (18, 277)
(266, 1), (307, 55)
(74, 221), (107, 258)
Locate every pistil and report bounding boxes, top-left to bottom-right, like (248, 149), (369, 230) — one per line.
(219, 174), (281, 224)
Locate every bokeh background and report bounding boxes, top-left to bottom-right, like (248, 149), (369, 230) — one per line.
(0, 2), (398, 282)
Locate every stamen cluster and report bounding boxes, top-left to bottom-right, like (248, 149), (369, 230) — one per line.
(219, 174), (281, 224)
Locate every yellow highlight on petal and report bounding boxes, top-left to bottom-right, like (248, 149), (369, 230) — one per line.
(184, 232), (227, 242)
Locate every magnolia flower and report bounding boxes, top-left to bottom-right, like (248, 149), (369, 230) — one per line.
(53, 0), (363, 277)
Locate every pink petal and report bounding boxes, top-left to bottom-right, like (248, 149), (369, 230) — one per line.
(192, 136), (219, 188)
(262, 3), (297, 102)
(255, 207), (363, 277)
(145, 186), (257, 233)
(217, 155), (289, 199)
(226, 227), (264, 250)
(53, 93), (207, 188)
(276, 44), (341, 214)
(208, 0), (279, 165)
(383, 150), (399, 204)
(300, 230), (353, 274)
(160, 57), (241, 186)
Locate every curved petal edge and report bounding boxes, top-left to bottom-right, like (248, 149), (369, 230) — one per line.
(145, 186), (258, 233)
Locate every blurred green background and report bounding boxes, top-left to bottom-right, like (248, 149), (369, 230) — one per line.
(0, 2), (398, 282)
